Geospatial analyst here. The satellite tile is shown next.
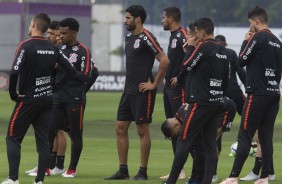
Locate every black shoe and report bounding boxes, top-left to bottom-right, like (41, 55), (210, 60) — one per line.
(104, 170), (129, 180)
(132, 172), (148, 180)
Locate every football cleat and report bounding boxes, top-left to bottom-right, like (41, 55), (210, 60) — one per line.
(50, 167), (64, 175)
(104, 171), (129, 180)
(240, 171), (259, 181)
(25, 167), (38, 174)
(212, 175), (218, 183)
(0, 179), (19, 184)
(62, 169), (76, 178)
(28, 168), (50, 177)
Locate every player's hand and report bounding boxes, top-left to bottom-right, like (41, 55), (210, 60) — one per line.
(170, 77), (178, 88)
(223, 121), (232, 132)
(183, 103), (189, 115)
(139, 82), (156, 93)
(187, 36), (197, 46)
(11, 94), (25, 102)
(245, 30), (253, 41)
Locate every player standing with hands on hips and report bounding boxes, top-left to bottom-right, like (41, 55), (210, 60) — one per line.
(105, 5), (169, 181)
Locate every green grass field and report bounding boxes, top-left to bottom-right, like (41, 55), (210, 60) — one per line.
(0, 91), (282, 184)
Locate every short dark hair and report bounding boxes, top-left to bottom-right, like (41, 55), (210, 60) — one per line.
(49, 20), (60, 30)
(188, 22), (195, 33)
(33, 12), (51, 33)
(161, 120), (172, 140)
(248, 6), (268, 24)
(215, 35), (227, 46)
(60, 17), (80, 32)
(164, 6), (181, 22)
(194, 17), (214, 35)
(125, 5), (147, 24)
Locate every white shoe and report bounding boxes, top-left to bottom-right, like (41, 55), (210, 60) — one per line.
(178, 170), (186, 179)
(0, 178), (19, 184)
(219, 177), (238, 184)
(160, 170), (186, 180)
(62, 169), (77, 178)
(212, 175), (218, 183)
(240, 171), (259, 181)
(28, 169), (50, 177)
(160, 174), (169, 180)
(25, 167), (38, 174)
(33, 181), (43, 184)
(50, 167), (64, 175)
(268, 174), (275, 181)
(254, 177), (269, 184)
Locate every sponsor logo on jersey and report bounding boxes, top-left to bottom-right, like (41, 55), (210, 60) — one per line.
(210, 79), (222, 87)
(268, 80), (278, 85)
(209, 97), (224, 102)
(171, 39), (177, 48)
(146, 39), (157, 53)
(216, 53), (227, 59)
(265, 68), (276, 77)
(269, 41), (280, 48)
(37, 50), (54, 55)
(267, 87), (280, 92)
(35, 76), (51, 86)
(177, 33), (181, 37)
(242, 40), (256, 60)
(61, 45), (66, 49)
(134, 39), (141, 49)
(127, 33), (132, 37)
(72, 46), (79, 51)
(69, 53), (78, 63)
(139, 34), (144, 38)
(187, 52), (203, 71)
(210, 90), (223, 95)
(35, 85), (51, 92)
(91, 58), (98, 68)
(14, 49), (25, 70)
(34, 89), (52, 98)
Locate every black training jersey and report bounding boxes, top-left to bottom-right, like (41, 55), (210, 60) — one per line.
(239, 29), (282, 96)
(174, 104), (187, 124)
(165, 27), (187, 88)
(9, 36), (76, 103)
(53, 42), (92, 103)
(226, 48), (246, 99)
(182, 39), (230, 105)
(124, 29), (163, 94)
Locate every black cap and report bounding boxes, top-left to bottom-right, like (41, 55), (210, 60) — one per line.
(215, 35), (227, 46)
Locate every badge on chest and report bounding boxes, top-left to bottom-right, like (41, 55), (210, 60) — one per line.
(134, 39), (141, 49)
(69, 53), (78, 63)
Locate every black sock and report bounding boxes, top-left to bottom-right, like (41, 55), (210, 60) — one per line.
(229, 171), (240, 178)
(50, 152), (57, 169)
(119, 165), (128, 174)
(252, 157), (262, 175)
(214, 158), (218, 175)
(56, 155), (65, 169)
(139, 167), (147, 174)
(269, 160), (274, 175)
